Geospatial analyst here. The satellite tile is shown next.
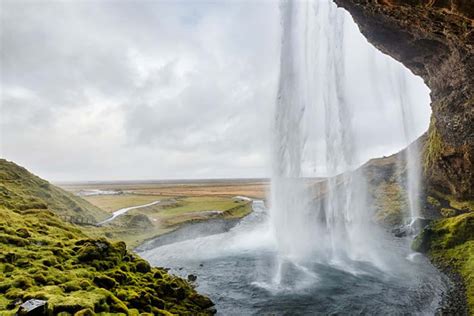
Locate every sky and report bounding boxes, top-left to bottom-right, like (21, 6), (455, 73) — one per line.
(0, 0), (431, 182)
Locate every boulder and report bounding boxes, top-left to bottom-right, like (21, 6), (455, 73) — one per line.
(17, 299), (47, 316)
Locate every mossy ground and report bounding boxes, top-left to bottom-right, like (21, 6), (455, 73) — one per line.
(413, 212), (474, 313)
(0, 159), (108, 223)
(372, 182), (409, 227)
(0, 160), (214, 315)
(0, 207), (214, 315)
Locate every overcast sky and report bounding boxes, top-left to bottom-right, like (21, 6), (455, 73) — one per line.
(0, 0), (431, 182)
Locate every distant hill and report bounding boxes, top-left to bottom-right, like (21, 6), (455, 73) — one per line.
(0, 159), (109, 223)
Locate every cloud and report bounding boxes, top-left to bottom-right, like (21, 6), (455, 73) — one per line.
(0, 0), (430, 182)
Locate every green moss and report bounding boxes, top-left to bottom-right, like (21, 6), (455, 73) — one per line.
(220, 201), (253, 219)
(0, 159), (109, 223)
(0, 159), (215, 314)
(449, 199), (474, 212)
(413, 212), (474, 312)
(432, 241), (474, 312)
(431, 190), (474, 212)
(440, 208), (457, 218)
(423, 118), (444, 173)
(427, 196), (441, 208)
(0, 207), (214, 314)
(373, 182), (408, 226)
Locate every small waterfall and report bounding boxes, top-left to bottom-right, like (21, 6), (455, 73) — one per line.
(393, 67), (422, 224)
(271, 0), (427, 275)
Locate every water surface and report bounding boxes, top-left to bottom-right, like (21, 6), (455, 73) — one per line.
(139, 201), (448, 315)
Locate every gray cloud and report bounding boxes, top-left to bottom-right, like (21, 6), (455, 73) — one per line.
(0, 0), (430, 182)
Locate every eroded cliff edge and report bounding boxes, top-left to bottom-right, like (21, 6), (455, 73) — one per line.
(334, 0), (473, 199)
(333, 1), (473, 312)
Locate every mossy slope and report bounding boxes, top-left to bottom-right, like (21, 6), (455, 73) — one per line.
(0, 159), (108, 223)
(0, 159), (214, 315)
(413, 212), (474, 313)
(362, 149), (412, 227)
(0, 207), (214, 315)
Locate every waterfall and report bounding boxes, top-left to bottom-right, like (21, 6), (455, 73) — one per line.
(270, 0), (427, 274)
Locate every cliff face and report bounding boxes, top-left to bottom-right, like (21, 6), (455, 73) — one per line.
(334, 0), (473, 200)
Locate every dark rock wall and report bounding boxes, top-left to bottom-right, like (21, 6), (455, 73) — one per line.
(334, 0), (473, 199)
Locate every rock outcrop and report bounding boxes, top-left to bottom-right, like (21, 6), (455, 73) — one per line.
(334, 0), (473, 200)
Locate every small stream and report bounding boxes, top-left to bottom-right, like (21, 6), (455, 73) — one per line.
(98, 200), (160, 225)
(138, 201), (449, 315)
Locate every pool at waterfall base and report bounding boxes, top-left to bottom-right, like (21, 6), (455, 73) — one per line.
(139, 201), (449, 315)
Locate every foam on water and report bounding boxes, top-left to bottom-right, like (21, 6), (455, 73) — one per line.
(270, 0), (427, 276)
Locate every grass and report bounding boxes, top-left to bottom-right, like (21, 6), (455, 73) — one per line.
(430, 190), (474, 212)
(83, 194), (168, 213)
(155, 196), (247, 217)
(372, 181), (409, 226)
(81, 195), (252, 248)
(0, 159), (109, 223)
(62, 181), (269, 200)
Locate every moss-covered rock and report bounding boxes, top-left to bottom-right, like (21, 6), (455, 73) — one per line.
(0, 207), (214, 315)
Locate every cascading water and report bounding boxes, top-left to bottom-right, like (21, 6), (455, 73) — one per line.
(139, 1), (447, 313)
(271, 0), (426, 273)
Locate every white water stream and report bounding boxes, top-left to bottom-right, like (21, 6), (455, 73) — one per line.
(98, 200), (160, 225)
(270, 0), (427, 275)
(138, 1), (446, 313)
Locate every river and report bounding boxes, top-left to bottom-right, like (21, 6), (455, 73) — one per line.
(138, 200), (449, 315)
(98, 200), (161, 225)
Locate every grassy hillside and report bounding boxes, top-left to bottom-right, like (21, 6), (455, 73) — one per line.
(362, 151), (413, 227)
(0, 159), (109, 223)
(413, 206), (474, 313)
(0, 160), (214, 315)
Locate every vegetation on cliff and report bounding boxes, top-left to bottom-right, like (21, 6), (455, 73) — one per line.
(363, 150), (412, 227)
(334, 0), (473, 200)
(0, 159), (109, 223)
(412, 211), (474, 312)
(0, 159), (214, 315)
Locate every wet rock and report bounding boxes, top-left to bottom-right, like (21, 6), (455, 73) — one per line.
(411, 227), (434, 253)
(392, 226), (408, 238)
(189, 293), (214, 309)
(17, 299), (47, 315)
(410, 218), (432, 235)
(187, 274), (197, 282)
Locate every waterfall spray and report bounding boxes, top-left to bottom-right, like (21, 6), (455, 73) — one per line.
(271, 0), (426, 278)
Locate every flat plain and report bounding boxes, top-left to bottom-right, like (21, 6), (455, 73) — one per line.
(59, 179), (269, 248)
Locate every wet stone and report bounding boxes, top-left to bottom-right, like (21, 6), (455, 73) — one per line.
(17, 299), (47, 315)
